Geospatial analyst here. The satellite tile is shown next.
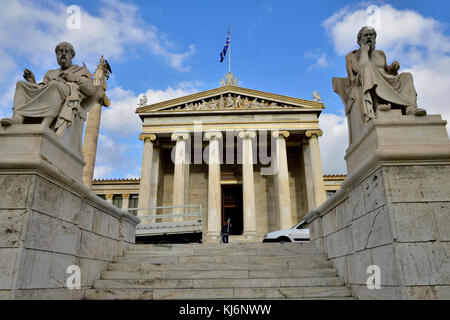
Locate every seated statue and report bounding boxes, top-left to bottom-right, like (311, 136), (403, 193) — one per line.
(1, 41), (96, 136)
(333, 26), (426, 145)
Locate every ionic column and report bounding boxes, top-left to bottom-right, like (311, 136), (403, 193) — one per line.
(204, 131), (222, 241)
(149, 146), (161, 214)
(137, 134), (156, 217)
(238, 131), (257, 238)
(171, 132), (190, 221)
(272, 130), (292, 230)
(302, 141), (315, 211)
(122, 194), (130, 210)
(105, 194), (113, 204)
(305, 130), (326, 208)
(82, 102), (103, 189)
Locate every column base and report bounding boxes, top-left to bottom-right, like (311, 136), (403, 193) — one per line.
(203, 232), (221, 243)
(242, 231), (258, 240)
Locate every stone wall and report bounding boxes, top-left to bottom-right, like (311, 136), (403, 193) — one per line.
(305, 164), (450, 299)
(0, 172), (139, 300)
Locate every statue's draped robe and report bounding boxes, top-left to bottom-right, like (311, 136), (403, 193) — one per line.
(345, 49), (418, 120)
(13, 65), (93, 129)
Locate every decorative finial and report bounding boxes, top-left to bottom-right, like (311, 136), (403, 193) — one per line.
(138, 94), (148, 107)
(221, 72), (238, 86)
(313, 91), (322, 102)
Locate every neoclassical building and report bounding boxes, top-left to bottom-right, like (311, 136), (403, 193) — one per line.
(92, 73), (345, 242)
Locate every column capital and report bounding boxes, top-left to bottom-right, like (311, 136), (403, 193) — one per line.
(105, 194), (113, 200)
(171, 132), (190, 142)
(204, 131), (223, 141)
(139, 133), (157, 142)
(272, 130), (290, 139)
(122, 193), (130, 199)
(238, 131), (256, 139)
(305, 129), (323, 138)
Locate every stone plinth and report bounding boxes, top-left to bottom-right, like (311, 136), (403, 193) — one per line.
(0, 125), (140, 299)
(305, 113), (450, 299)
(0, 124), (85, 182)
(345, 111), (450, 175)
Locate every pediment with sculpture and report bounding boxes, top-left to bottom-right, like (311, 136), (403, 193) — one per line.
(136, 86), (323, 114)
(169, 92), (293, 111)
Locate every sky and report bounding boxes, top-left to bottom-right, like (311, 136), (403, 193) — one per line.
(0, 0), (449, 178)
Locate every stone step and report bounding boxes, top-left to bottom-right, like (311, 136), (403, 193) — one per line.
(230, 286), (352, 300)
(128, 243), (316, 250)
(85, 289), (155, 300)
(85, 286), (351, 300)
(93, 277), (344, 289)
(124, 247), (322, 257)
(127, 244), (318, 254)
(102, 268), (338, 279)
(107, 259), (333, 271)
(114, 254), (331, 266)
(85, 242), (353, 300)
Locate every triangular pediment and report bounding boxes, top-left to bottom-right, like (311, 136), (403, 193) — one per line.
(136, 85), (324, 114)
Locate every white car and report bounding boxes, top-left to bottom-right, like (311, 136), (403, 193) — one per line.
(263, 220), (310, 242)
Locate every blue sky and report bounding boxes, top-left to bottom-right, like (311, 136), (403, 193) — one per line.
(1, 0), (449, 178)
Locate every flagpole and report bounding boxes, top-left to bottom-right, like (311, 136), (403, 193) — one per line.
(228, 25), (231, 73)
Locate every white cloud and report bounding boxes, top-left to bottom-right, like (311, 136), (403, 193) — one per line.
(96, 134), (129, 165)
(101, 83), (201, 137)
(322, 3), (450, 136)
(0, 0), (195, 85)
(125, 172), (140, 179)
(404, 58), (450, 127)
(93, 134), (131, 179)
(323, 4), (450, 57)
(93, 165), (114, 179)
(0, 82), (16, 116)
(304, 49), (329, 70)
(318, 113), (348, 174)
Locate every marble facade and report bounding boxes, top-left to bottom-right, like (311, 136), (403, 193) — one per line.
(94, 73), (332, 242)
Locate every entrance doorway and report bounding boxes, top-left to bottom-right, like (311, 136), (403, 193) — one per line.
(221, 184), (243, 235)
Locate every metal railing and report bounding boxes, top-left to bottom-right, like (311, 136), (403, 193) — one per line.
(127, 204), (203, 236)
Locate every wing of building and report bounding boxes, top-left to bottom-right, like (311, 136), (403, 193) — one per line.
(91, 72), (346, 242)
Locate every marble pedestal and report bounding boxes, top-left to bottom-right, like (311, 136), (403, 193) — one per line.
(345, 110), (450, 175)
(305, 112), (450, 299)
(0, 125), (140, 299)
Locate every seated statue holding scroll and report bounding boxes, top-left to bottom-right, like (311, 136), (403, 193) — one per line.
(1, 41), (96, 136)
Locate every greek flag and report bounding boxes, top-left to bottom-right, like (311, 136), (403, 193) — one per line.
(219, 26), (230, 63)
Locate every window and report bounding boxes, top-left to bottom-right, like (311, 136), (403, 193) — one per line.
(97, 194), (106, 200)
(112, 195), (123, 208)
(128, 194), (139, 215)
(296, 222), (309, 229)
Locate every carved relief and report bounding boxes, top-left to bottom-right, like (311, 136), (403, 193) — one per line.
(166, 93), (295, 111)
(226, 94), (234, 108)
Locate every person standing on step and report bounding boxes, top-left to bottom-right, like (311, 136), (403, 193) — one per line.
(221, 218), (232, 243)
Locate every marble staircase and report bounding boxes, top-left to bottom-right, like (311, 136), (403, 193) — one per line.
(84, 242), (355, 300)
